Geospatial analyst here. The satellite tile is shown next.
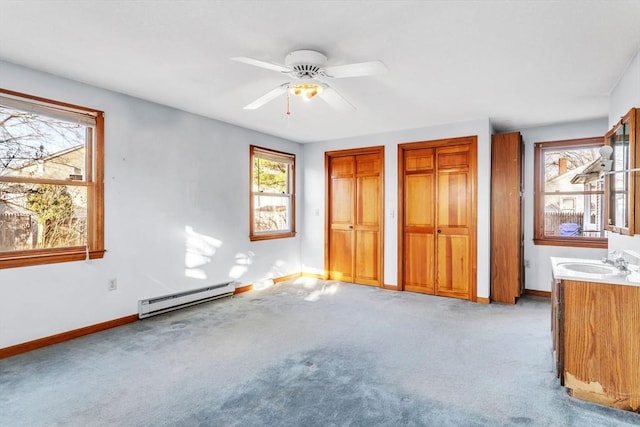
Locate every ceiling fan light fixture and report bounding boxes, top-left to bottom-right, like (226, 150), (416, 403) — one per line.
(289, 83), (323, 99)
(234, 49), (377, 111)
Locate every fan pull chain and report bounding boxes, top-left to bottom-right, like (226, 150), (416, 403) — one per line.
(286, 92), (291, 127)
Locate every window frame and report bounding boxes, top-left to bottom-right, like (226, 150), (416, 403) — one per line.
(533, 136), (607, 249)
(249, 145), (296, 241)
(0, 88), (104, 268)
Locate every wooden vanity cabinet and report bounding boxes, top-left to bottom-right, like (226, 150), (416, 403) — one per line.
(552, 279), (640, 410)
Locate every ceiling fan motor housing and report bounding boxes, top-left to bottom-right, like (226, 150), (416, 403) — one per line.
(285, 50), (328, 79)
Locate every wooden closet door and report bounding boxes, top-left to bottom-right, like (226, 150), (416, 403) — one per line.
(403, 148), (435, 293)
(354, 153), (382, 285)
(326, 148), (383, 286)
(328, 156), (355, 282)
(435, 145), (472, 299)
(399, 137), (476, 301)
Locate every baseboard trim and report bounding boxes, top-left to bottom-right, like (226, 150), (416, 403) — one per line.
(274, 272), (302, 283)
(234, 272), (304, 295)
(233, 284), (253, 294)
(382, 284), (399, 291)
(301, 272), (327, 280)
(476, 297), (490, 304)
(524, 289), (551, 299)
(0, 314), (138, 360)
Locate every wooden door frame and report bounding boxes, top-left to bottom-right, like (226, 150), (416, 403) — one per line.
(325, 146), (385, 287)
(397, 136), (477, 301)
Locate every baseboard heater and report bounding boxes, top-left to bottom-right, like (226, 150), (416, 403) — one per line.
(138, 282), (235, 319)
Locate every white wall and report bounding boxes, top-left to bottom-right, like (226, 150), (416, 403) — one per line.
(300, 119), (493, 299)
(610, 49), (640, 128)
(608, 49), (640, 256)
(0, 60), (302, 348)
(520, 119), (609, 291)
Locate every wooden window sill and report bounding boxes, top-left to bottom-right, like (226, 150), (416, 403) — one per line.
(249, 232), (296, 242)
(0, 248), (105, 269)
(533, 238), (607, 249)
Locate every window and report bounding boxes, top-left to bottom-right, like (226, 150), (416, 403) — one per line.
(0, 88), (104, 268)
(561, 198), (575, 212)
(534, 137), (607, 248)
(250, 145), (295, 241)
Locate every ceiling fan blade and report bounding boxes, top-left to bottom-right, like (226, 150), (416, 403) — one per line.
(243, 84), (289, 110)
(231, 56), (291, 73)
(323, 60), (388, 78)
(319, 86), (356, 112)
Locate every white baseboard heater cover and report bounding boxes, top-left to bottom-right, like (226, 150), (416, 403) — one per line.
(138, 282), (235, 319)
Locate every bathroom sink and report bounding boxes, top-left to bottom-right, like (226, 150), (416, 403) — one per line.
(557, 262), (620, 275)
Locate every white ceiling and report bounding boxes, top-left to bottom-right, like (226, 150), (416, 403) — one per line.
(1, 1), (640, 143)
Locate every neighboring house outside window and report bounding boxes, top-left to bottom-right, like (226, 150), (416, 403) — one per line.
(0, 89), (104, 268)
(249, 145), (295, 241)
(534, 137), (607, 248)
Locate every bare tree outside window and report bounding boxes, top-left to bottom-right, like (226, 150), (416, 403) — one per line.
(0, 91), (99, 260)
(0, 108), (85, 177)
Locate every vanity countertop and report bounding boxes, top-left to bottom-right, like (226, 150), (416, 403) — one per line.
(551, 257), (640, 286)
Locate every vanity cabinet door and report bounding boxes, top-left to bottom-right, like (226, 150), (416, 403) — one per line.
(561, 280), (640, 411)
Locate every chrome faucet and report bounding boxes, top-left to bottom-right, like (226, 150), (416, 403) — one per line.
(602, 251), (629, 271)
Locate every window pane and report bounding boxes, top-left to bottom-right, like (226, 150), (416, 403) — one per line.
(0, 105), (86, 180)
(612, 193), (628, 228)
(542, 193), (605, 238)
(612, 125), (630, 182)
(612, 167), (628, 192)
(253, 157), (288, 193)
(542, 146), (600, 192)
(253, 194), (290, 232)
(0, 182), (87, 251)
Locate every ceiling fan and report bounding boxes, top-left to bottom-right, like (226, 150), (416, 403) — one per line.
(231, 49), (388, 112)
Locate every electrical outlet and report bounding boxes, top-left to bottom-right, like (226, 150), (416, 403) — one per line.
(108, 278), (117, 291)
(524, 259), (531, 268)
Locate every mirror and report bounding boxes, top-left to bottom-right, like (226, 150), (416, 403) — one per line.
(604, 108), (636, 235)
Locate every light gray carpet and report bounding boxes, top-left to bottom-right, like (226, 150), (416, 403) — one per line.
(1, 278), (639, 426)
